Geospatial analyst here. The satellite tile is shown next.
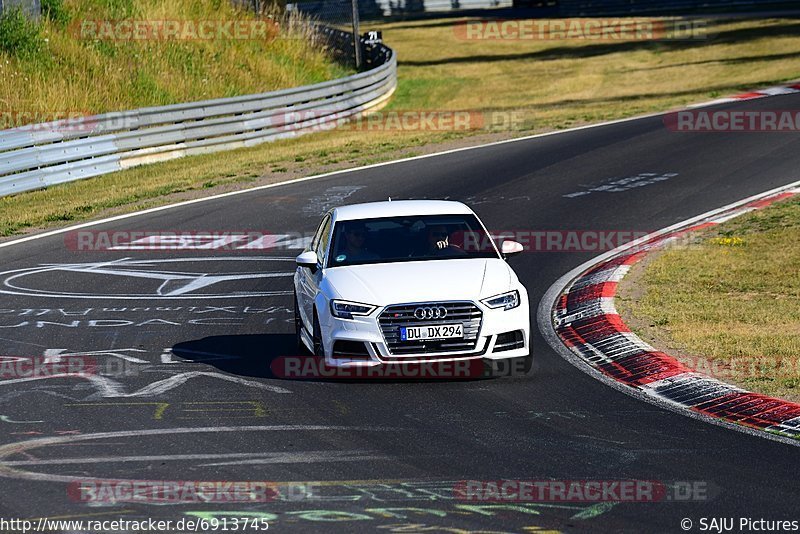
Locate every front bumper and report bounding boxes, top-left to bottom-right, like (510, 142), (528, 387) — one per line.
(320, 297), (530, 367)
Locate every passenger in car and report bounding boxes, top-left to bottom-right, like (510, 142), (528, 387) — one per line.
(422, 225), (468, 257)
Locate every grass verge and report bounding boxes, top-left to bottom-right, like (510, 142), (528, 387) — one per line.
(617, 197), (800, 402)
(3, 16), (800, 236)
(0, 0), (349, 123)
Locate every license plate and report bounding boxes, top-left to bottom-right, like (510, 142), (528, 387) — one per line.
(400, 323), (463, 341)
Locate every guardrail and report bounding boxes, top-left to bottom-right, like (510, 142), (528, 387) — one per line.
(290, 0), (513, 20)
(557, 0), (800, 15)
(0, 26), (396, 198)
(0, 0), (40, 17)
(292, 0), (798, 19)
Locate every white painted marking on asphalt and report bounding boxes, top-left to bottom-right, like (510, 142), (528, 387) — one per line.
(759, 86), (800, 95)
(122, 372), (290, 396)
(0, 374), (126, 396)
(563, 172), (679, 199)
(201, 453), (393, 467)
(304, 185), (365, 215)
(43, 348), (149, 364)
(0, 337), (48, 350)
(0, 415), (44, 424)
(160, 349), (175, 364)
(686, 98), (737, 108)
(708, 207), (756, 224)
(0, 257), (294, 300)
(2, 450), (385, 466)
(0, 426), (404, 483)
(0, 371), (291, 395)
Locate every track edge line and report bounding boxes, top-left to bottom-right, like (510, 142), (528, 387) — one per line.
(537, 179), (800, 448)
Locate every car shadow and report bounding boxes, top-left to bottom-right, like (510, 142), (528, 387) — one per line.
(171, 334), (515, 383)
(172, 333), (297, 380)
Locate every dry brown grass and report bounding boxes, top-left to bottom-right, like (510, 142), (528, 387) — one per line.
(618, 198), (800, 401)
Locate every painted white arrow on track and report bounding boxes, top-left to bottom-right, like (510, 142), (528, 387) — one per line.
(0, 371), (290, 396)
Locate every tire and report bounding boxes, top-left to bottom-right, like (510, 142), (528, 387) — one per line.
(293, 292), (306, 354)
(312, 310), (324, 358)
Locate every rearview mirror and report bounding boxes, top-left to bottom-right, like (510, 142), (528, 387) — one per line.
(296, 251), (319, 269)
(501, 240), (524, 258)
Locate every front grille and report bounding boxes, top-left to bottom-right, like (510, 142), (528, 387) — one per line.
(379, 301), (482, 356)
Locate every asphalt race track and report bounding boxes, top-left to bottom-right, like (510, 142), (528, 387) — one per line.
(1, 94), (799, 533)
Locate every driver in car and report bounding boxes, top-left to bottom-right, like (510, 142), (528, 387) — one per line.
(337, 223), (379, 262)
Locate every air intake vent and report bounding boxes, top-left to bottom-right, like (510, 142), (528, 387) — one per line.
(494, 330), (525, 352)
(332, 340), (371, 359)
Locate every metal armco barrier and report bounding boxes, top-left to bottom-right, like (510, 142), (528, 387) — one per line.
(556, 0), (800, 15)
(0, 27), (396, 198)
(292, 0), (798, 19)
(290, 0), (513, 20)
(0, 0), (40, 17)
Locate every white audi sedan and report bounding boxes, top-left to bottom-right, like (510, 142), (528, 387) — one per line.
(293, 200), (530, 370)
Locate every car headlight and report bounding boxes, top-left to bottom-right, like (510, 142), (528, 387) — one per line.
(482, 290), (520, 311)
(330, 300), (377, 319)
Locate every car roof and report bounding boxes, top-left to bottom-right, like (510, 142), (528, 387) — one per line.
(332, 200), (474, 222)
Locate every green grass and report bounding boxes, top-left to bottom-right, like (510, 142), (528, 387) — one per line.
(0, 0), (349, 125)
(0, 7), (43, 57)
(3, 16), (800, 236)
(618, 197), (800, 401)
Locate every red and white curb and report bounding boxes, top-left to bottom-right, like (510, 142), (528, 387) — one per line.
(687, 83), (800, 108)
(539, 181), (800, 445)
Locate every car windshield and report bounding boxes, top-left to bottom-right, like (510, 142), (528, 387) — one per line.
(327, 214), (500, 267)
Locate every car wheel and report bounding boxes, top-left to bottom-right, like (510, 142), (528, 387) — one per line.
(312, 310), (324, 358)
(293, 292), (306, 354)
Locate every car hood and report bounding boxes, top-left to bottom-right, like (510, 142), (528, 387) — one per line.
(323, 258), (513, 305)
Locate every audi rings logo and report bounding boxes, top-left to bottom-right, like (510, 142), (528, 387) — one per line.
(414, 306), (448, 320)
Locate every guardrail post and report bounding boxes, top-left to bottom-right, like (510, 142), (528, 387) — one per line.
(351, 0), (363, 71)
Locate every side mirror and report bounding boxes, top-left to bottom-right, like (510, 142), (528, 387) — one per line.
(296, 251), (319, 270)
(501, 240), (524, 258)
